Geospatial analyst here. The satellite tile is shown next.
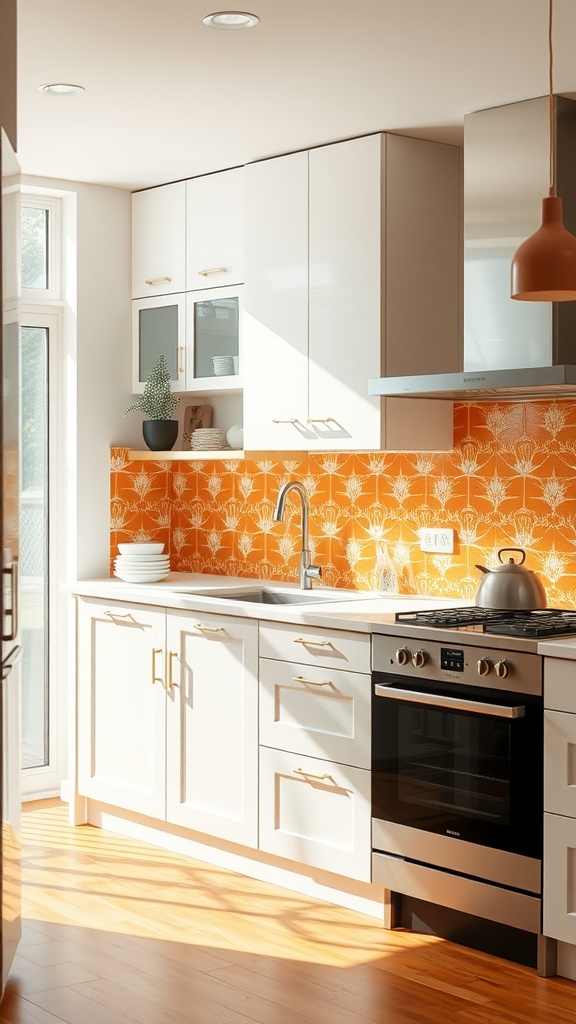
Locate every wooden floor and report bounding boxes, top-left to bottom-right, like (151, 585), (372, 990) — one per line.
(0, 801), (574, 1024)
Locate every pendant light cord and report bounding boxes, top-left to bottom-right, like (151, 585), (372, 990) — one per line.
(549, 0), (556, 197)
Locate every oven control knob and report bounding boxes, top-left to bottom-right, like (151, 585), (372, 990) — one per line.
(495, 659), (511, 680)
(477, 658), (493, 677)
(411, 649), (427, 668)
(395, 647), (411, 666)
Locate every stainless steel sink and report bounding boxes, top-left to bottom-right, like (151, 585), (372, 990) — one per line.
(170, 586), (372, 605)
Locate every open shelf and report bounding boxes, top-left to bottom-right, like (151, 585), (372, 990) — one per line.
(126, 449), (245, 461)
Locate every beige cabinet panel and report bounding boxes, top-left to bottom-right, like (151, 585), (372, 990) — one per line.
(259, 746), (371, 881)
(259, 658), (370, 768)
(544, 657), (576, 714)
(544, 709), (576, 818)
(259, 621), (370, 674)
(166, 611), (259, 847)
(76, 597), (167, 819)
(544, 812), (576, 943)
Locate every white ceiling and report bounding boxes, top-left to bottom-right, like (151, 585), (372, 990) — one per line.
(16, 0), (576, 191)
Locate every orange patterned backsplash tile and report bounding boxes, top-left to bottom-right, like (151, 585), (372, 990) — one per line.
(110, 401), (576, 607)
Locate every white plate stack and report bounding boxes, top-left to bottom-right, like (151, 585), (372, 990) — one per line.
(114, 542), (170, 583)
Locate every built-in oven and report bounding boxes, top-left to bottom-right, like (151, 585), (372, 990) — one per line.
(371, 629), (550, 971)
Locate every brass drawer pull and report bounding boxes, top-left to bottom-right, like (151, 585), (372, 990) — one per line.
(144, 275), (172, 285)
(198, 267), (227, 276)
(104, 609), (135, 622)
(195, 623), (225, 632)
(272, 418), (298, 424)
(293, 768), (334, 783)
(306, 417), (335, 424)
(178, 345), (185, 374)
(292, 637), (333, 648)
(151, 647), (163, 686)
(293, 675), (332, 687)
(166, 651), (179, 689)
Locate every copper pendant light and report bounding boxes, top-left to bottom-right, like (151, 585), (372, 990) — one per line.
(511, 0), (576, 301)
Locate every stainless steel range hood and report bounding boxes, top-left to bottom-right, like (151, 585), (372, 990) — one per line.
(369, 95), (576, 402)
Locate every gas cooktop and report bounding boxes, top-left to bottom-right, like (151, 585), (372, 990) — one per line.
(395, 607), (576, 639)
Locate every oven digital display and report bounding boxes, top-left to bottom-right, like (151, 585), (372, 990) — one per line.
(441, 647), (464, 672)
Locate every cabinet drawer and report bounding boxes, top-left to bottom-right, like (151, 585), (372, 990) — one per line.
(544, 811), (576, 944)
(259, 622), (370, 673)
(544, 658), (576, 713)
(258, 746), (371, 881)
(259, 658), (370, 768)
(545, 709), (576, 816)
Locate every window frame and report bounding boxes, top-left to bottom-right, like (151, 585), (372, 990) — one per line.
(21, 196), (61, 302)
(19, 185), (69, 799)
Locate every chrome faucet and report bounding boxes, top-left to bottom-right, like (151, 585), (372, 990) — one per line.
(273, 481), (322, 590)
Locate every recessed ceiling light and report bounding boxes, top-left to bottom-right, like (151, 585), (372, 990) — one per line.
(39, 83), (85, 95)
(202, 11), (259, 29)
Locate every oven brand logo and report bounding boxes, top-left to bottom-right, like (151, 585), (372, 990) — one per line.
(446, 829), (461, 837)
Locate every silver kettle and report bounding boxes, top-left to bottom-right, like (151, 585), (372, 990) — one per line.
(474, 547), (547, 610)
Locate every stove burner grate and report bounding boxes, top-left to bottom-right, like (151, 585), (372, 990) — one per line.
(395, 607), (576, 638)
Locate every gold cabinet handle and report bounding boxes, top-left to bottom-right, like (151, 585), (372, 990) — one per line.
(293, 675), (332, 687)
(151, 648), (163, 686)
(292, 637), (333, 648)
(145, 275), (172, 285)
(293, 768), (334, 783)
(194, 623), (225, 632)
(178, 345), (185, 374)
(166, 651), (179, 689)
(104, 609), (135, 622)
(198, 267), (227, 276)
(306, 418), (335, 424)
(272, 418), (298, 424)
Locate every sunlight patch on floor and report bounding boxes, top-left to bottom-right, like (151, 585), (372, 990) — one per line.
(21, 800), (445, 968)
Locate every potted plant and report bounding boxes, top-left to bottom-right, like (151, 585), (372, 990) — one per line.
(125, 353), (180, 451)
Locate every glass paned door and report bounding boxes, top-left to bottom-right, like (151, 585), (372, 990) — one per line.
(20, 326), (48, 768)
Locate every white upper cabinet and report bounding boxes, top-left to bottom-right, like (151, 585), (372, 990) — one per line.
(186, 167), (244, 290)
(131, 181), (186, 298)
(243, 133), (461, 452)
(243, 151), (310, 450)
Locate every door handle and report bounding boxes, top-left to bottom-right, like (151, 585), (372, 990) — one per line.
(374, 684), (526, 718)
(2, 562), (18, 642)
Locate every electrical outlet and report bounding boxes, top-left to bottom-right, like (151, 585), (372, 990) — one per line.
(419, 528), (454, 554)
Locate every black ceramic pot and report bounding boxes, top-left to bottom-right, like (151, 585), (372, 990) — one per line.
(142, 419), (179, 452)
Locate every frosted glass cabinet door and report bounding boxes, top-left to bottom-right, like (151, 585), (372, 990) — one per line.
(132, 294), (186, 393)
(185, 285), (242, 388)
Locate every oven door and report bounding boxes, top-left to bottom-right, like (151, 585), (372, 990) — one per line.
(371, 673), (542, 859)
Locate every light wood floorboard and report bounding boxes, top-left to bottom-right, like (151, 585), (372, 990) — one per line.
(0, 800), (574, 1023)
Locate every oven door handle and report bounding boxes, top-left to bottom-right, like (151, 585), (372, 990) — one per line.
(374, 684), (526, 718)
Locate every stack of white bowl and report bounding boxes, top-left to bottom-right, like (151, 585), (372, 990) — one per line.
(114, 542), (170, 583)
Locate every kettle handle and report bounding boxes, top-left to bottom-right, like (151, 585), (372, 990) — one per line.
(498, 547), (526, 565)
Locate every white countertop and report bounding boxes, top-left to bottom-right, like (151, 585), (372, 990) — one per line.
(538, 636), (576, 660)
(70, 572), (458, 633)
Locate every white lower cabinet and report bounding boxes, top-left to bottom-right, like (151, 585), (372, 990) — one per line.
(259, 746), (371, 881)
(76, 597), (372, 883)
(76, 598), (167, 819)
(257, 621), (372, 881)
(76, 598), (259, 846)
(165, 610), (258, 846)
